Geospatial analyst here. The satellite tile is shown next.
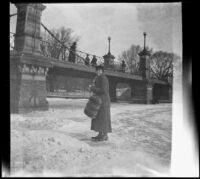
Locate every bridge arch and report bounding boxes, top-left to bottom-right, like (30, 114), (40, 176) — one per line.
(46, 67), (94, 98)
(116, 82), (132, 101)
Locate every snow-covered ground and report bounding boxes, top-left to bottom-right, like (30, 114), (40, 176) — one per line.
(10, 98), (172, 177)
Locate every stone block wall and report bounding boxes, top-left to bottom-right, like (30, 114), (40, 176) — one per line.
(18, 77), (48, 109)
(10, 57), (50, 113)
(10, 60), (21, 113)
(18, 64), (49, 111)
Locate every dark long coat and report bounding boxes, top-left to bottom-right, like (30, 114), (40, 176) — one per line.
(90, 74), (112, 133)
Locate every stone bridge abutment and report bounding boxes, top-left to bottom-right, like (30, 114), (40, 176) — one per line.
(10, 3), (51, 113)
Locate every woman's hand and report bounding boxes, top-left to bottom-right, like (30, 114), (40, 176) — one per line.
(89, 85), (91, 90)
(89, 85), (94, 92)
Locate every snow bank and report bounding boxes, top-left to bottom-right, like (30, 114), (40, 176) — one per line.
(11, 98), (172, 177)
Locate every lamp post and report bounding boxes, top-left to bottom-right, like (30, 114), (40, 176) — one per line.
(108, 36), (111, 54)
(143, 32), (147, 50)
(103, 36), (115, 69)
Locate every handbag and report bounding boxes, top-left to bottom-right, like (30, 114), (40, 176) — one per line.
(84, 94), (102, 119)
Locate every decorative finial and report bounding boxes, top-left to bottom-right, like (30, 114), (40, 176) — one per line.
(108, 36), (111, 53)
(143, 32), (147, 50)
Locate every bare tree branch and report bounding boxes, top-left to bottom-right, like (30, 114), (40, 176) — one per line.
(41, 26), (78, 60)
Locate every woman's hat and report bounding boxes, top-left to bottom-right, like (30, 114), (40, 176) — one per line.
(95, 64), (104, 71)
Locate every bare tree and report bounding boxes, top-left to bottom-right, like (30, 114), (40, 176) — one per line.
(41, 26), (79, 60)
(118, 45), (141, 73)
(118, 44), (153, 74)
(118, 44), (179, 81)
(150, 51), (180, 81)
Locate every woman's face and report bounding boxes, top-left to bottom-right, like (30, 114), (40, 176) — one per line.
(97, 69), (103, 76)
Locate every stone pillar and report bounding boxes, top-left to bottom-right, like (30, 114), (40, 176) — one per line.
(130, 81), (153, 104)
(10, 3), (51, 113)
(138, 50), (151, 79)
(14, 3), (46, 55)
(103, 53), (115, 69)
(146, 82), (153, 104)
(103, 37), (115, 69)
(168, 85), (172, 102)
(108, 79), (117, 102)
(138, 32), (151, 79)
(134, 33), (153, 104)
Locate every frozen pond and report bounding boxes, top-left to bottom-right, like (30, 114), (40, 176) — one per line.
(10, 98), (172, 177)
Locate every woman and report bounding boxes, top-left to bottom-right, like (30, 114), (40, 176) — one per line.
(90, 65), (112, 141)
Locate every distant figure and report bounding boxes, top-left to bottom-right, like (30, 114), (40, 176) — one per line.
(91, 55), (97, 66)
(68, 42), (77, 63)
(85, 54), (90, 66)
(121, 60), (126, 72)
(40, 43), (48, 57)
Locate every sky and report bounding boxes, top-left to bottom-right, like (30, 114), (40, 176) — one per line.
(10, 3), (182, 59)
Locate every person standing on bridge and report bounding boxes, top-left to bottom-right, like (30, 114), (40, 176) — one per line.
(91, 55), (97, 66)
(89, 65), (112, 141)
(121, 60), (126, 73)
(85, 54), (90, 66)
(68, 42), (77, 63)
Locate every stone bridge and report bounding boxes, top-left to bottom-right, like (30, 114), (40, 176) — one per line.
(10, 3), (172, 113)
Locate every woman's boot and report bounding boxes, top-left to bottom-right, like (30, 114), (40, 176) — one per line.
(91, 132), (102, 140)
(97, 132), (108, 141)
